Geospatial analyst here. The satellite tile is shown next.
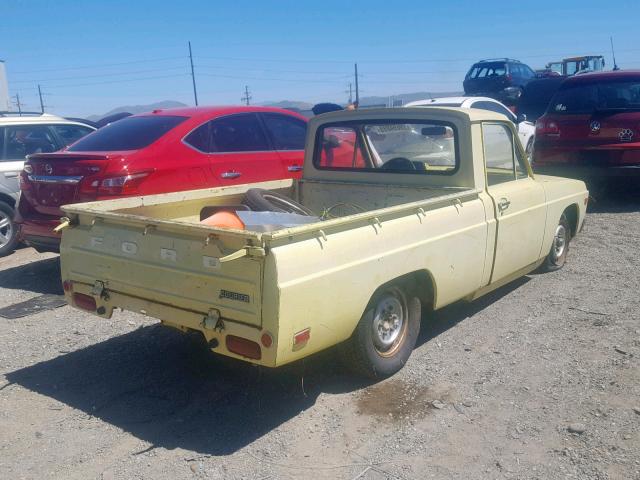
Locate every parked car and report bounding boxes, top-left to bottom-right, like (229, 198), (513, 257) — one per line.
(463, 59), (536, 103)
(405, 96), (536, 159)
(532, 70), (640, 184)
(58, 107), (587, 378)
(17, 106), (308, 253)
(516, 77), (566, 124)
(0, 112), (95, 256)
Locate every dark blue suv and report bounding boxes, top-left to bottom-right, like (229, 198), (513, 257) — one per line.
(464, 59), (536, 104)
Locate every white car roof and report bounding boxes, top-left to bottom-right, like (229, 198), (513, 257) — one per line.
(0, 113), (93, 128)
(405, 96), (502, 107)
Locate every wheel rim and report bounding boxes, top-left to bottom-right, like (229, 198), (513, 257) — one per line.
(551, 224), (567, 264)
(0, 210), (13, 249)
(371, 293), (406, 356)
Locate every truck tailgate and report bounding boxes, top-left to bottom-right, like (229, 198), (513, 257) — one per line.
(60, 217), (265, 327)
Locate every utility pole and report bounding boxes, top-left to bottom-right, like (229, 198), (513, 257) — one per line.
(188, 41), (199, 106)
(38, 84), (45, 113)
(345, 82), (353, 104)
(354, 63), (360, 107)
(241, 85), (251, 106)
(13, 93), (23, 115)
(610, 36), (619, 71)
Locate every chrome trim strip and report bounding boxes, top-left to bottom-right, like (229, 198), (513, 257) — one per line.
(27, 175), (83, 184)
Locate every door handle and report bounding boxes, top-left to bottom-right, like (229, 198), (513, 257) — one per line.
(220, 171), (241, 179)
(287, 165), (303, 172)
(498, 198), (511, 212)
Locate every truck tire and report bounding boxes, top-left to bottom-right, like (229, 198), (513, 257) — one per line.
(0, 202), (19, 257)
(540, 213), (571, 272)
(344, 285), (421, 379)
(243, 188), (315, 216)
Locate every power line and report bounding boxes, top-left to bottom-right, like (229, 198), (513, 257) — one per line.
(10, 66), (187, 84)
(10, 56), (186, 75)
(40, 73), (189, 89)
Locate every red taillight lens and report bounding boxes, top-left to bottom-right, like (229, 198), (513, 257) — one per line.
(97, 171), (152, 196)
(62, 280), (73, 292)
(226, 335), (262, 360)
(536, 120), (559, 135)
(73, 293), (96, 311)
(261, 332), (273, 348)
(293, 328), (311, 345)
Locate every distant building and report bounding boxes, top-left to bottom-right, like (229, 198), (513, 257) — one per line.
(0, 60), (9, 111)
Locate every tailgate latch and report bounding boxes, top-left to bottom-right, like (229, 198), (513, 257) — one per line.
(202, 308), (224, 332)
(91, 280), (109, 300)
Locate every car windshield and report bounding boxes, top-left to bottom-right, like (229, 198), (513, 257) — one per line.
(548, 79), (640, 114)
(68, 115), (187, 151)
(466, 63), (506, 79)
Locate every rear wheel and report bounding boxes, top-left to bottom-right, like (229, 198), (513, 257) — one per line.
(0, 202), (19, 257)
(344, 285), (421, 379)
(541, 213), (571, 272)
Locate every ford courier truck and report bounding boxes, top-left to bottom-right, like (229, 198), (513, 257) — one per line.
(58, 108), (588, 378)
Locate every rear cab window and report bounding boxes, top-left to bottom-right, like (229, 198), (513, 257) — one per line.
(68, 115), (186, 151)
(315, 120), (458, 174)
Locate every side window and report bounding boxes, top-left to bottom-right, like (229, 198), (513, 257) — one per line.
(515, 142), (529, 179)
(209, 114), (269, 153)
(52, 125), (94, 147)
(4, 126), (58, 160)
(262, 113), (306, 150)
(483, 123), (516, 186)
(184, 122), (210, 152)
(472, 101), (514, 120)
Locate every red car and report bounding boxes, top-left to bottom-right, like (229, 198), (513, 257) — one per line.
(17, 106), (307, 252)
(533, 71), (640, 183)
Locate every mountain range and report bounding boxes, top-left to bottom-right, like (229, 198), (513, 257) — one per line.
(86, 91), (464, 120)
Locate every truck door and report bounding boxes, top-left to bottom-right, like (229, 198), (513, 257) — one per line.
(482, 122), (546, 283)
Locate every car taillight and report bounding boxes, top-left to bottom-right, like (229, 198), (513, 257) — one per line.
(226, 335), (262, 360)
(79, 170), (153, 197)
(536, 120), (559, 136)
(97, 171), (151, 195)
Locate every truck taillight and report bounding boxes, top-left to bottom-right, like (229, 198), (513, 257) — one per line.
(73, 293), (96, 311)
(226, 335), (262, 360)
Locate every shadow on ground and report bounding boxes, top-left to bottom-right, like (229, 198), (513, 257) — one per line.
(0, 257), (62, 295)
(5, 277), (529, 455)
(586, 181), (640, 213)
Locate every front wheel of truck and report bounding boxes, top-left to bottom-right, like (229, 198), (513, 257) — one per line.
(345, 285), (421, 379)
(540, 213), (571, 272)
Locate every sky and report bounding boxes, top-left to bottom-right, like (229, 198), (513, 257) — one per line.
(1, 0), (639, 118)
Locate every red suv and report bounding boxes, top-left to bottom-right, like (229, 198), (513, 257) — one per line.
(533, 71), (640, 182)
(17, 106), (307, 252)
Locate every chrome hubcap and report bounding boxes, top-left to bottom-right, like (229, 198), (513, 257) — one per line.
(372, 294), (404, 351)
(552, 224), (567, 263)
(0, 211), (13, 248)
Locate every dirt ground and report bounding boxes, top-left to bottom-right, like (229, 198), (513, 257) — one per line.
(1, 193), (639, 480)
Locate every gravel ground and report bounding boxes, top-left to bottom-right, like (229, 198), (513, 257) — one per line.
(0, 193), (639, 480)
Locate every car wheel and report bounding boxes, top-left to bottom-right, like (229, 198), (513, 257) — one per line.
(344, 285), (421, 379)
(541, 213), (571, 272)
(0, 202), (19, 257)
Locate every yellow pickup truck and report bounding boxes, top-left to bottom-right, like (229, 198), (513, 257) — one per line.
(59, 107), (588, 378)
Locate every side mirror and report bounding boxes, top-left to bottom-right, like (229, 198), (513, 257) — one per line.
(516, 113), (527, 123)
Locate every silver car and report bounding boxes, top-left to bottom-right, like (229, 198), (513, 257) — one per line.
(0, 113), (95, 256)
